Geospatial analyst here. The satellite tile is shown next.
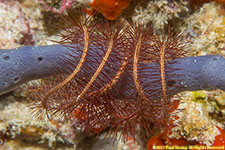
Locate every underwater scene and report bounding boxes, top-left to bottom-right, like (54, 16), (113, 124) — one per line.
(0, 0), (225, 150)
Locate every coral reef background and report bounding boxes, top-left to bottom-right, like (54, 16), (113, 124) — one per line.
(0, 0), (225, 150)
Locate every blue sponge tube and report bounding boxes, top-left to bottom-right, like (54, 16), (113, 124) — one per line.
(0, 45), (224, 96)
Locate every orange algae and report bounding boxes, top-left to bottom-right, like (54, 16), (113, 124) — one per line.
(89, 0), (131, 20)
(216, 0), (225, 3)
(147, 99), (225, 149)
(147, 119), (225, 149)
(211, 127), (225, 147)
(147, 133), (165, 150)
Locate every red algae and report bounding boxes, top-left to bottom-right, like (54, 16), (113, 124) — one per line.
(89, 0), (131, 20)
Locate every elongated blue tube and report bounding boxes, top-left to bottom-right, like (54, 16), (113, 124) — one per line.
(140, 55), (225, 98)
(0, 45), (225, 96)
(169, 55), (225, 92)
(0, 45), (79, 95)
